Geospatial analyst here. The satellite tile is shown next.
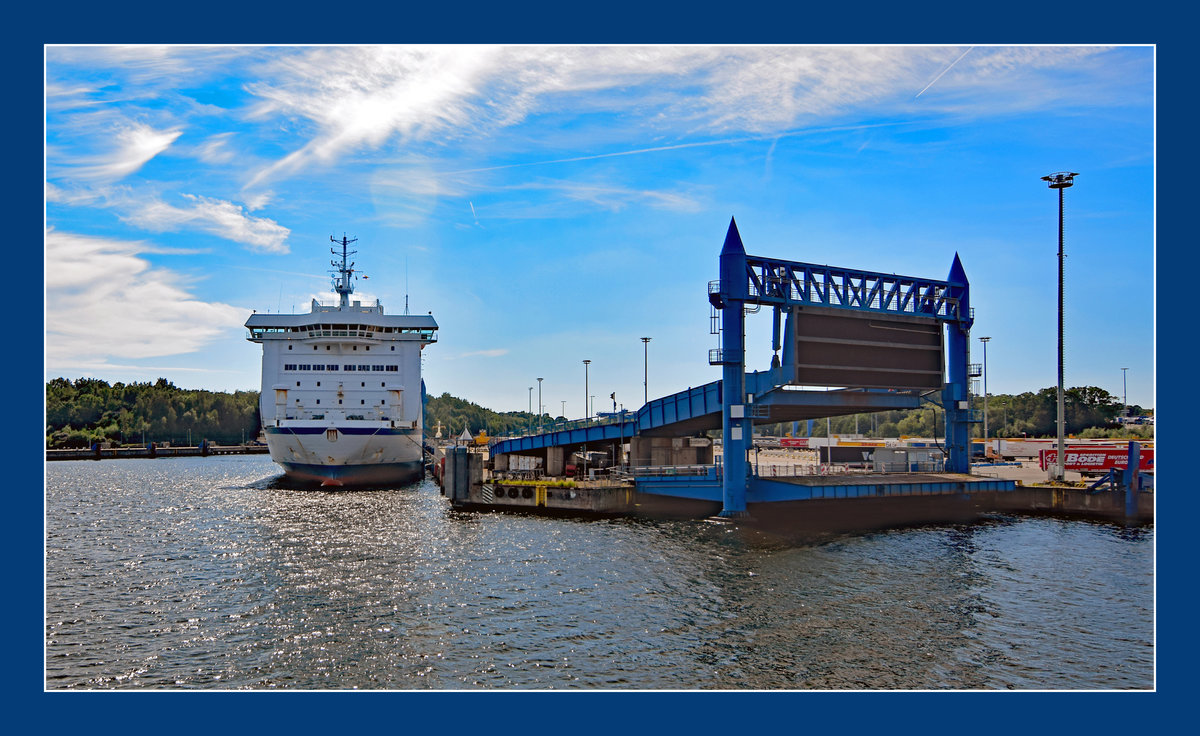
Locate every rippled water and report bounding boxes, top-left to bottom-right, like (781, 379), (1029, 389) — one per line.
(45, 456), (1154, 690)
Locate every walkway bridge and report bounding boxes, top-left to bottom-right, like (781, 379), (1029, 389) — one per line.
(489, 374), (927, 457)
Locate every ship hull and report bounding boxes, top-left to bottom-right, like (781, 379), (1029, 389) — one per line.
(264, 426), (425, 488)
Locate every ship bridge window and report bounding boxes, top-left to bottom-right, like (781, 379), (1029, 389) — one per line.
(344, 365), (356, 371)
(328, 364), (338, 371)
(386, 365), (398, 372)
(372, 365), (384, 371)
(284, 364), (297, 371)
(358, 365), (370, 371)
(299, 364), (312, 370)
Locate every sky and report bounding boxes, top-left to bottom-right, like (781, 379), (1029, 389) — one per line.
(44, 45), (1155, 416)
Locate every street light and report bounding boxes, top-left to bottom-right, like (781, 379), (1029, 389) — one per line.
(1121, 367), (1128, 417)
(641, 337), (651, 404)
(582, 359), (591, 422)
(1042, 171), (1077, 480)
(528, 386), (533, 434)
(537, 377), (544, 432)
(979, 336), (991, 445)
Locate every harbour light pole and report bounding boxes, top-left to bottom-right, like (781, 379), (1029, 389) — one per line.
(537, 377), (543, 432)
(1042, 171), (1077, 481)
(979, 336), (991, 444)
(641, 337), (651, 404)
(528, 386), (533, 434)
(1121, 367), (1128, 417)
(583, 359), (591, 422)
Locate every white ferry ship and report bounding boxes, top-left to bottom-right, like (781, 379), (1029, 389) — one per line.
(246, 235), (437, 486)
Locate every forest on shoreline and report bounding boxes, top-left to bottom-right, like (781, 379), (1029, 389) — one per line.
(45, 377), (1152, 449)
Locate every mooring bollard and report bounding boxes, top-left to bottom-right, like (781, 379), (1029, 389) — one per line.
(1123, 440), (1140, 520)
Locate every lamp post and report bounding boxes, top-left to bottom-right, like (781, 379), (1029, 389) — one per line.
(1121, 367), (1128, 417)
(1042, 171), (1078, 481)
(641, 337), (651, 404)
(979, 336), (991, 444)
(537, 377), (543, 432)
(560, 400), (566, 418)
(528, 386), (533, 434)
(582, 360), (591, 422)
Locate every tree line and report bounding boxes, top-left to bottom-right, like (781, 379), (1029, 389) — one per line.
(46, 377), (260, 448)
(47, 378), (1152, 449)
(761, 386), (1152, 440)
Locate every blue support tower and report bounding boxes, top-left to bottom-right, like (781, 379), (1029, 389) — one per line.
(718, 219), (751, 517)
(940, 254), (974, 474)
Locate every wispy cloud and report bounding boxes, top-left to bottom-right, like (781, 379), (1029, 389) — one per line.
(457, 349), (509, 359)
(120, 193), (291, 253)
(44, 229), (248, 371)
(69, 122), (182, 182)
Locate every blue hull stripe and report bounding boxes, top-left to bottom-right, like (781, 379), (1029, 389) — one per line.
(265, 426), (411, 436)
(279, 460), (424, 486)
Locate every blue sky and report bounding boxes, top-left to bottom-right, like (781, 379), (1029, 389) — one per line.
(44, 45), (1155, 415)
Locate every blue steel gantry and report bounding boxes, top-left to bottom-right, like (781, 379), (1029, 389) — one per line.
(711, 217), (974, 516)
(491, 217), (977, 518)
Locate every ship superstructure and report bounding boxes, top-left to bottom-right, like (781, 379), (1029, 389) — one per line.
(246, 235), (437, 486)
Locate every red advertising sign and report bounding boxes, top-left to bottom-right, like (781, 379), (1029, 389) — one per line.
(781, 438), (810, 448)
(1039, 448), (1154, 472)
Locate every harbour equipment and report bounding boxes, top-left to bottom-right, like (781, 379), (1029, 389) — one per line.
(708, 217), (975, 515)
(245, 234), (437, 486)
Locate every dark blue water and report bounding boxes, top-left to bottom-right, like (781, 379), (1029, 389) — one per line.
(45, 456), (1153, 690)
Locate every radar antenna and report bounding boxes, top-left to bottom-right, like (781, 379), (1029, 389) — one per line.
(330, 234), (358, 308)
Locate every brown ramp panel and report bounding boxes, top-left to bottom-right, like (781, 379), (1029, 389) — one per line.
(791, 306), (944, 390)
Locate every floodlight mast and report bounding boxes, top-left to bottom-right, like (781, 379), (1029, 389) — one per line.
(1040, 172), (1077, 482)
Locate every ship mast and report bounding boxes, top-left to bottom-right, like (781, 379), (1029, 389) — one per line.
(330, 234), (358, 308)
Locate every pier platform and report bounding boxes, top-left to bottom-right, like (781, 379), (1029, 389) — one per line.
(439, 446), (1153, 531)
(46, 444), (270, 461)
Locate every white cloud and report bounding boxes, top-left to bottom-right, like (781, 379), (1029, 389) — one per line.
(44, 229), (249, 371)
(121, 193), (290, 253)
(70, 122), (182, 181)
(234, 45), (1128, 188)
